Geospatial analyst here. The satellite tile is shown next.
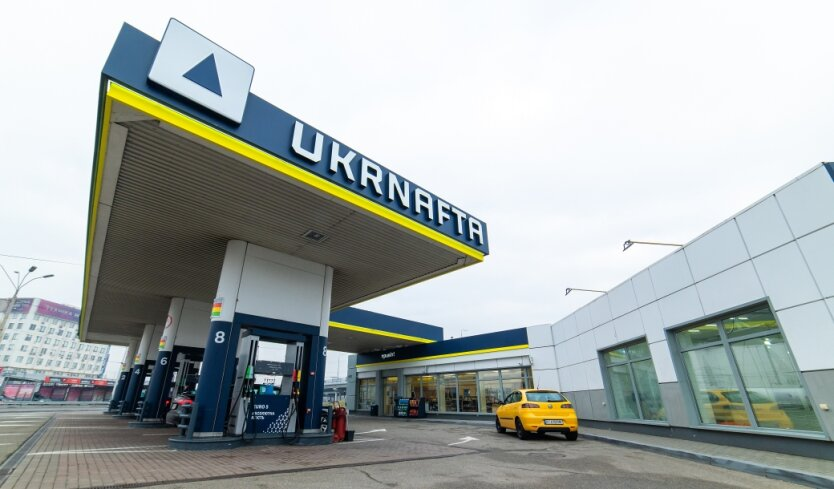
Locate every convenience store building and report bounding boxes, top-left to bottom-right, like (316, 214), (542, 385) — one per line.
(350, 163), (834, 459)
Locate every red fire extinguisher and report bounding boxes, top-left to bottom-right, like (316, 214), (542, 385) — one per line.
(332, 406), (347, 442)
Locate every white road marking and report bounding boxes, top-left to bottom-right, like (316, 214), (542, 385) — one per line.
(448, 436), (479, 446)
(0, 424), (35, 427)
(0, 443), (13, 446)
(348, 437), (386, 444)
(29, 449), (173, 456)
(28, 445), (168, 456)
(356, 429), (387, 435)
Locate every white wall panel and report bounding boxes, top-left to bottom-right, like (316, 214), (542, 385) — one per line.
(776, 300), (834, 372)
(529, 346), (558, 370)
(575, 307), (594, 334)
(593, 322), (617, 350)
(798, 225), (834, 298)
(649, 251), (694, 298)
(649, 340), (678, 383)
(453, 362), (476, 372)
(613, 310), (645, 343)
(685, 221), (750, 282)
(696, 262), (765, 316)
(552, 315), (578, 345)
(736, 196), (794, 257)
(173, 300), (211, 348)
(556, 337), (582, 367)
(608, 281), (639, 319)
(579, 331), (597, 362)
(753, 243), (821, 310)
(658, 286), (704, 328)
(496, 356), (531, 368)
(776, 166), (834, 238)
(526, 324), (554, 348)
(632, 270), (657, 307)
(473, 359), (499, 370)
(565, 363), (588, 391)
(237, 248), (329, 327)
(589, 296), (613, 327)
(531, 368), (560, 390)
(584, 360), (604, 390)
(640, 302), (666, 343)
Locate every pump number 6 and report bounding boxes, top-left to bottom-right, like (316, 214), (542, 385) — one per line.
(160, 357), (168, 366)
(214, 331), (226, 344)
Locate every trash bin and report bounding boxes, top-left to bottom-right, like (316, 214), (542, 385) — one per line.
(370, 404), (379, 416)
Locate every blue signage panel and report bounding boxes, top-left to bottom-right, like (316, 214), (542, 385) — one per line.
(357, 328), (529, 366)
(100, 23), (489, 255)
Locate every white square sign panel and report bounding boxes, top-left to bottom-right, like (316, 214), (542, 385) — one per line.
(148, 19), (254, 124)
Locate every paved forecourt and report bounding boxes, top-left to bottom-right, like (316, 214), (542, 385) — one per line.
(0, 411), (807, 489)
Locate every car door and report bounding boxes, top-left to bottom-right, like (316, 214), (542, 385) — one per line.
(498, 391), (520, 428)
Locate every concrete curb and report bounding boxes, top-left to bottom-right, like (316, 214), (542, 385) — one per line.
(580, 433), (834, 489)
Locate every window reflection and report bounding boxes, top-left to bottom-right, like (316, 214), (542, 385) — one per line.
(678, 307), (822, 432)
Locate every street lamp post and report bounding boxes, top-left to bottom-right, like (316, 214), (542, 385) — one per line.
(0, 265), (55, 341)
(565, 288), (606, 296)
(622, 240), (683, 252)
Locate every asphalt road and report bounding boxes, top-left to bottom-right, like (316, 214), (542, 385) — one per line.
(159, 417), (799, 489)
(0, 410), (51, 465)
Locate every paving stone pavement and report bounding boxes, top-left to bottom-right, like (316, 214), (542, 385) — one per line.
(0, 412), (475, 489)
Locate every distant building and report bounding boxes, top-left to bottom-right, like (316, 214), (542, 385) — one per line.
(0, 298), (110, 382)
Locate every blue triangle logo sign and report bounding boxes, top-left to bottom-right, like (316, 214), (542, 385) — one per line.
(183, 54), (222, 96)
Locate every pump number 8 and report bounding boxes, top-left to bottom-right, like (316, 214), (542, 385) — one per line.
(214, 331), (226, 344)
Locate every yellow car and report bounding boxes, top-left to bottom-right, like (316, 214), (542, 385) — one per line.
(495, 389), (578, 440)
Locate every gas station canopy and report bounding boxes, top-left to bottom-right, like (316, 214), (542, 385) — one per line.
(81, 22), (488, 352)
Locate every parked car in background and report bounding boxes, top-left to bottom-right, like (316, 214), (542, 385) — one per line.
(164, 391), (195, 426)
(495, 389), (579, 440)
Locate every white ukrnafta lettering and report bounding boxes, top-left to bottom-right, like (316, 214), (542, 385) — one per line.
(436, 200), (451, 225)
(360, 158), (383, 195)
(291, 121), (323, 162)
(451, 207), (467, 235)
(329, 142), (356, 182)
(387, 173), (410, 208)
(414, 188), (434, 220)
(468, 218), (484, 245)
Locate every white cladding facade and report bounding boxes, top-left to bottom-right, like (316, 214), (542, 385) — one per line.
(0, 298), (111, 381)
(527, 163), (834, 441)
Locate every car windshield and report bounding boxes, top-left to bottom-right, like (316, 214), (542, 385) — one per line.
(525, 391), (565, 402)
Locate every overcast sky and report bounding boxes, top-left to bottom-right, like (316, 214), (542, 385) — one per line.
(2, 2), (834, 379)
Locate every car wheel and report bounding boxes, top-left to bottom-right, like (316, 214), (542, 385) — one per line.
(495, 417), (506, 433)
(565, 430), (578, 441)
(515, 418), (530, 440)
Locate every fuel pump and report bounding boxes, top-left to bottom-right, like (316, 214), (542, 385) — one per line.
(228, 334), (304, 441)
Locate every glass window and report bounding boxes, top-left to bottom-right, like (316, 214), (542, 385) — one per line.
(525, 391), (566, 402)
(731, 335), (821, 431)
(603, 339), (666, 421)
(458, 372), (478, 412)
(478, 377), (501, 413)
(421, 376), (438, 412)
(609, 364), (640, 419)
(501, 377), (525, 397)
(357, 378), (376, 410)
(677, 323), (721, 349)
(677, 306), (822, 433)
(441, 374), (458, 412)
(406, 375), (422, 399)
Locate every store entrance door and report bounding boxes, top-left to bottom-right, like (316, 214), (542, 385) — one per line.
(383, 377), (398, 416)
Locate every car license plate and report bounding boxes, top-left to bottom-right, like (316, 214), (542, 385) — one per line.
(544, 419), (564, 425)
(171, 403), (178, 409)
